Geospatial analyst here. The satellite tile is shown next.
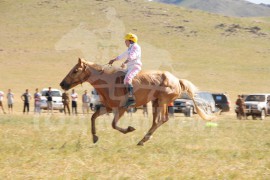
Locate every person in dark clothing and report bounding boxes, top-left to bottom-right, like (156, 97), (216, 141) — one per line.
(21, 89), (32, 114)
(236, 95), (246, 120)
(62, 90), (70, 115)
(45, 87), (53, 114)
(168, 102), (174, 118)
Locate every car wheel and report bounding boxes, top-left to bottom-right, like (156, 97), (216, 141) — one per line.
(261, 109), (266, 120)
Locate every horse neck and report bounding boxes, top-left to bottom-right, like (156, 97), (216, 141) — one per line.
(85, 63), (112, 93)
(85, 64), (122, 106)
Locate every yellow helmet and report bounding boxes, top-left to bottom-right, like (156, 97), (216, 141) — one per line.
(124, 33), (138, 43)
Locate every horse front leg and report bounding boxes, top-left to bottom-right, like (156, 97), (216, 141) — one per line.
(112, 108), (136, 134)
(91, 106), (111, 143)
(137, 102), (168, 146)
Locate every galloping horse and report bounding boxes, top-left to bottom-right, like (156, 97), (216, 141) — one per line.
(60, 58), (213, 145)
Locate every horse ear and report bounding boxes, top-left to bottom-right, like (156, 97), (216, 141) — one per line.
(78, 58), (82, 64)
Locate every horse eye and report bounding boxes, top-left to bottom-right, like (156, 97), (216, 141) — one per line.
(73, 69), (78, 74)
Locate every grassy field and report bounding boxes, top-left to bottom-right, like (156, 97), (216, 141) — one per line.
(1, 0), (270, 179)
(0, 112), (270, 179)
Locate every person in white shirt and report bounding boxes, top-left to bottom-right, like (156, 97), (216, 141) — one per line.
(71, 89), (78, 115)
(109, 33), (142, 108)
(6, 89), (14, 114)
(0, 91), (6, 114)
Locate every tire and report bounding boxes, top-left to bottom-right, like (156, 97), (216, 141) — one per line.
(185, 106), (193, 117)
(261, 109), (266, 120)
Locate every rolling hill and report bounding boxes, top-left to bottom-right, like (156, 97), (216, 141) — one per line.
(154, 0), (270, 17)
(0, 0), (270, 111)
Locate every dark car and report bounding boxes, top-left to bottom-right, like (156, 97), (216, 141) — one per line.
(174, 91), (216, 117)
(212, 93), (231, 113)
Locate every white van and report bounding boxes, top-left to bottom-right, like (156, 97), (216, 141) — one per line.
(40, 88), (64, 112)
(90, 89), (101, 111)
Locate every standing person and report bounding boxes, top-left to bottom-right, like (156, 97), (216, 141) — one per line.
(71, 89), (78, 115)
(0, 90), (6, 114)
(168, 102), (174, 118)
(7, 89), (14, 114)
(82, 90), (91, 115)
(21, 89), (31, 114)
(45, 87), (53, 114)
(236, 95), (246, 120)
(62, 90), (70, 115)
(108, 33), (142, 108)
(34, 88), (41, 114)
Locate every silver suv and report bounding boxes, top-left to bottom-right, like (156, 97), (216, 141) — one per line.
(243, 94), (270, 120)
(174, 91), (216, 117)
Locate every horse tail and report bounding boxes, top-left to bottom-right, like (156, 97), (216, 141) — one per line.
(179, 79), (215, 121)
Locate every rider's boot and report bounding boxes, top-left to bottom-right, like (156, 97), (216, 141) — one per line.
(124, 84), (136, 108)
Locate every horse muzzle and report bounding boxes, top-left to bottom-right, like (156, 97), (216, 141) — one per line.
(60, 80), (71, 90)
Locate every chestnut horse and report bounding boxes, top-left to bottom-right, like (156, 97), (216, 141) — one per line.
(60, 58), (213, 145)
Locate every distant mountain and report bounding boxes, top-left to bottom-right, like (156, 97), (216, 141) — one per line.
(260, 3), (270, 8)
(153, 0), (270, 17)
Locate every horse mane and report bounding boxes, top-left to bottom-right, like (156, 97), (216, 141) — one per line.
(83, 59), (125, 74)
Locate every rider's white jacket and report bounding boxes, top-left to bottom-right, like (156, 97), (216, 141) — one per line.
(115, 43), (142, 68)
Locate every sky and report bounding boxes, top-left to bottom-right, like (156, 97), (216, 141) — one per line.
(245, 0), (270, 4)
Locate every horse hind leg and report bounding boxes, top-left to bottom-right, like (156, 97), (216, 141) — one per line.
(112, 108), (136, 134)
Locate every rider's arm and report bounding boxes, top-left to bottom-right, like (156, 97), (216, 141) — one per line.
(109, 50), (128, 65)
(115, 50), (128, 61)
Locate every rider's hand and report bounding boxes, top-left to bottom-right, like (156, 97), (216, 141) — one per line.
(121, 63), (126, 69)
(108, 59), (115, 65)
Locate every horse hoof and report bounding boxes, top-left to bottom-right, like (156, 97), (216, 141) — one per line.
(127, 126), (136, 132)
(137, 142), (144, 146)
(93, 135), (99, 143)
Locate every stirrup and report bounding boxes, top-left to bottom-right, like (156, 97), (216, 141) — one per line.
(124, 98), (136, 108)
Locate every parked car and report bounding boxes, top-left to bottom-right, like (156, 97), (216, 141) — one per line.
(90, 89), (102, 111)
(236, 93), (270, 120)
(212, 93), (231, 113)
(40, 88), (64, 112)
(174, 91), (216, 117)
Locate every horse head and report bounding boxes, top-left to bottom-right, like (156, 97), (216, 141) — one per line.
(60, 58), (90, 90)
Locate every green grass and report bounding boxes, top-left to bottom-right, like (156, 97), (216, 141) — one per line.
(1, 112), (270, 179)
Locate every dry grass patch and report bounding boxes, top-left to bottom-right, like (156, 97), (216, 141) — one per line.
(0, 113), (270, 179)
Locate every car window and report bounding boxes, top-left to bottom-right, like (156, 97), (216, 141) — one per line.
(179, 93), (190, 99)
(213, 95), (227, 102)
(198, 92), (209, 101)
(42, 91), (61, 97)
(245, 95), (265, 102)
